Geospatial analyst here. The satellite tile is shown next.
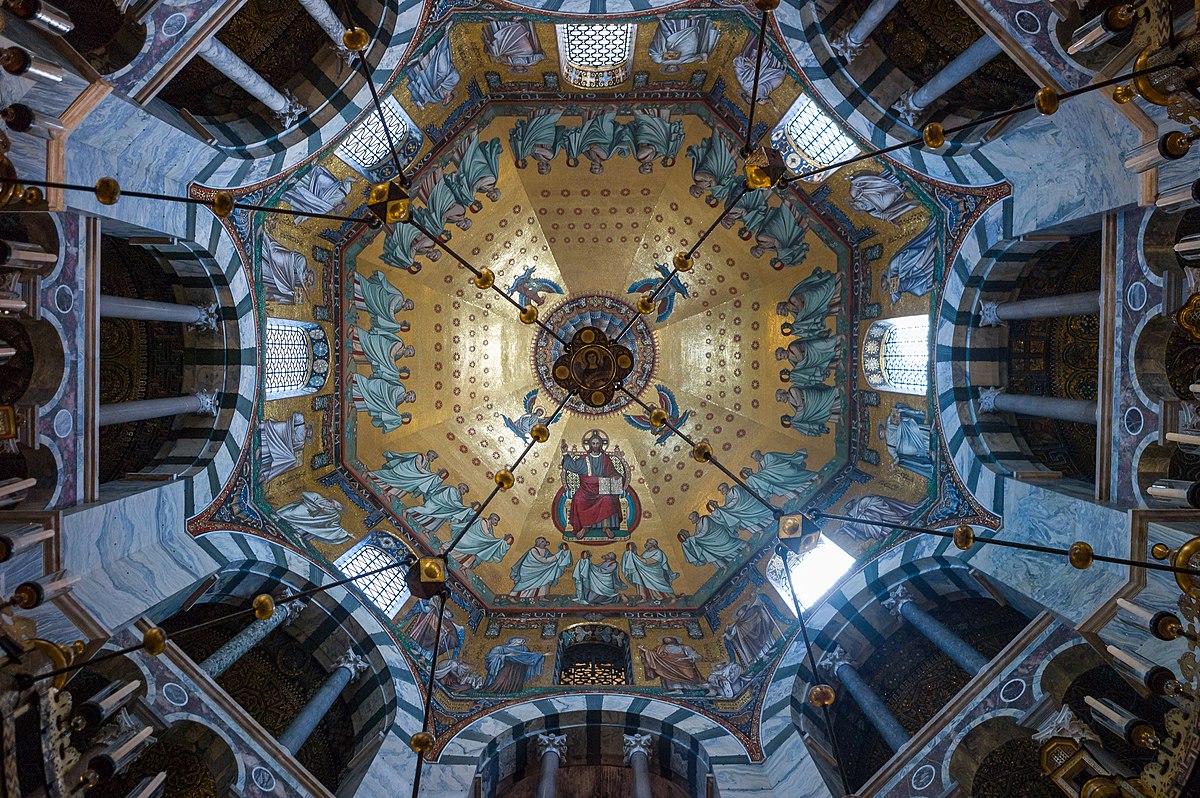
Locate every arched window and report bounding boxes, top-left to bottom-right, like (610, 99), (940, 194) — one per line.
(766, 536), (853, 613)
(862, 315), (930, 395)
(264, 318), (329, 400)
(554, 624), (632, 685)
(335, 96), (419, 179)
(769, 93), (860, 182)
(555, 24), (636, 89)
(334, 531), (411, 617)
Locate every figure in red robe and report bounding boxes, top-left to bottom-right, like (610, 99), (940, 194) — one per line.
(560, 430), (629, 540)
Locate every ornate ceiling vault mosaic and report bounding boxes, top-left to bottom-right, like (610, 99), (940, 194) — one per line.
(188, 5), (1007, 755)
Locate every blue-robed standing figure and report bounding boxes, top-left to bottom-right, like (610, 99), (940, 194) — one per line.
(408, 34), (459, 108)
(509, 537), (572, 598)
(882, 220), (938, 302)
(484, 637), (545, 692)
(881, 403), (934, 477)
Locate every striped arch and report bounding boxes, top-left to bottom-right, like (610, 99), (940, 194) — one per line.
(193, 530), (423, 768)
(933, 198), (1070, 515)
(433, 694), (761, 796)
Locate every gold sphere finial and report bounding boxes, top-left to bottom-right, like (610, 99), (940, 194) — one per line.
(1034, 87), (1059, 116)
(1068, 541), (1094, 570)
(1161, 131), (1192, 159)
(922, 123), (945, 149)
(1151, 542), (1172, 561)
(637, 295), (655, 314)
(495, 469), (515, 490)
(343, 27), (370, 52)
(1113, 84), (1135, 104)
(808, 683), (837, 708)
(409, 731), (436, 754)
(474, 268), (495, 290)
(142, 626), (166, 656)
(253, 593), (275, 620)
(530, 423), (550, 443)
(519, 305), (538, 324)
(952, 524), (975, 551)
(22, 185), (42, 204)
(95, 177), (120, 206)
(692, 441), (713, 462)
(673, 251), (694, 272)
(754, 0), (780, 10)
(422, 559), (444, 580)
(649, 408), (669, 428)
(212, 191), (234, 218)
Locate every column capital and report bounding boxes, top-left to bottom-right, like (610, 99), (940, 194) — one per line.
(335, 650), (370, 680)
(818, 644), (854, 677)
(1032, 705), (1100, 747)
(277, 591), (306, 624)
(977, 386), (1004, 414)
(831, 34), (865, 62)
(977, 300), (1004, 327)
(622, 732), (652, 764)
(882, 584), (912, 618)
(276, 89), (306, 127)
(194, 389), (220, 417)
(892, 88), (922, 126)
(188, 302), (219, 333)
(536, 732), (567, 760)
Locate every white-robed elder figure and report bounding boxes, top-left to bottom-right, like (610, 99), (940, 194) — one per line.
(260, 230), (314, 305)
(276, 491), (350, 544)
(371, 450), (446, 501)
(571, 550), (625, 604)
(648, 17), (720, 73)
(621, 539), (678, 604)
(508, 537), (572, 600)
(259, 412), (313, 482)
(679, 504), (743, 572)
(880, 403), (934, 478)
(847, 170), (920, 224)
(450, 512), (512, 569)
(482, 20), (545, 73)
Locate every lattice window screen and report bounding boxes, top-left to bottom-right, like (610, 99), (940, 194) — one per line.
(264, 320), (312, 398)
(335, 543), (410, 617)
(335, 96), (409, 173)
(862, 315), (929, 395)
(784, 94), (860, 174)
(556, 24), (636, 89)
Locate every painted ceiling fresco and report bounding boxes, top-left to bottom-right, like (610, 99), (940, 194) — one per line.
(190, 5), (1005, 753)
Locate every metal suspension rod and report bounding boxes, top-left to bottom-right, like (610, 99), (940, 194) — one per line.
(441, 397), (569, 555)
(743, 10), (771, 157)
(0, 176), (370, 225)
(816, 512), (1200, 579)
(617, 385), (777, 515)
(411, 590), (449, 797)
(780, 544), (851, 798)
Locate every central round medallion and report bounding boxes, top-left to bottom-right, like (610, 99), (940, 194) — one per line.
(533, 294), (656, 415)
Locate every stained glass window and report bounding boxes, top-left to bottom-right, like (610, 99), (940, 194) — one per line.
(766, 536), (854, 614)
(264, 318), (328, 400)
(335, 539), (410, 617)
(555, 24), (636, 89)
(335, 96), (411, 175)
(778, 93), (860, 182)
(862, 315), (930, 396)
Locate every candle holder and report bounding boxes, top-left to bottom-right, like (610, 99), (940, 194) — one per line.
(1151, 539), (1200, 600)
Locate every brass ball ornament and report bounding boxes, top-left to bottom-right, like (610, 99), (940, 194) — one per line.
(495, 469), (515, 490)
(530, 423), (550, 443)
(649, 407), (669, 428)
(253, 593), (275, 620)
(94, 176), (120, 205)
(1034, 87), (1059, 116)
(673, 251), (695, 272)
(1068, 541), (1094, 570)
(409, 731), (436, 754)
(343, 27), (370, 52)
(211, 191), (234, 218)
(808, 683), (837, 708)
(922, 123), (945, 149)
(142, 627), (166, 656)
(692, 441), (714, 462)
(952, 524), (975, 551)
(637, 295), (655, 314)
(519, 305), (539, 324)
(474, 268), (495, 290)
(753, 0), (780, 10)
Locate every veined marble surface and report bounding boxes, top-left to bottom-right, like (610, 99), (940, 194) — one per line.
(60, 483), (219, 633)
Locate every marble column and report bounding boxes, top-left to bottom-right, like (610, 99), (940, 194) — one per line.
(0, 239), (57, 270)
(296, 0), (354, 60)
(98, 390), (219, 427)
(883, 585), (989, 676)
(893, 35), (1003, 125)
(978, 291), (1100, 327)
(623, 733), (653, 798)
(99, 295), (218, 332)
(196, 37), (305, 126)
(200, 596), (305, 678)
(819, 645), (909, 752)
(279, 651), (369, 755)
(832, 0), (903, 62)
(977, 387), (1097, 425)
(534, 732), (567, 798)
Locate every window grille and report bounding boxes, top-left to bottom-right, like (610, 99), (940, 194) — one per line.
(862, 315), (929, 396)
(335, 541), (410, 617)
(559, 643), (628, 685)
(776, 93), (860, 182)
(335, 96), (411, 175)
(555, 24), (636, 89)
(264, 320), (311, 398)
